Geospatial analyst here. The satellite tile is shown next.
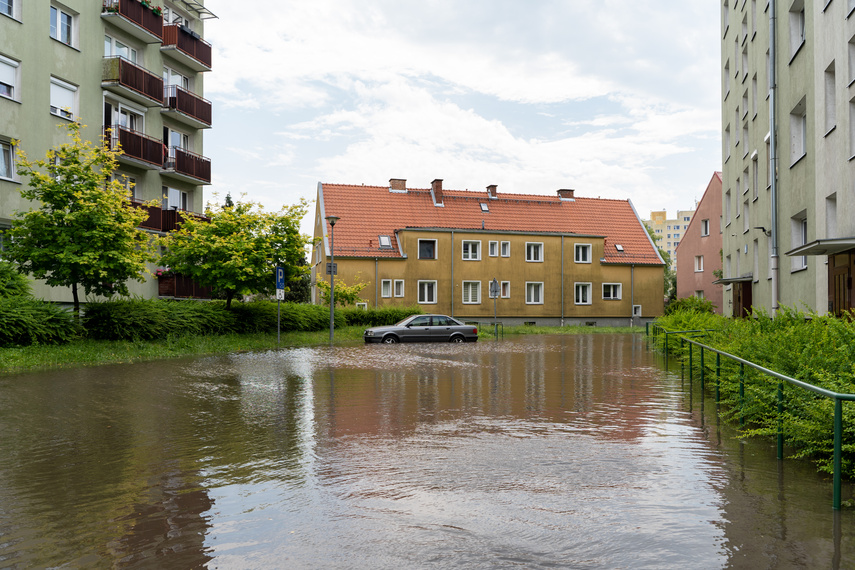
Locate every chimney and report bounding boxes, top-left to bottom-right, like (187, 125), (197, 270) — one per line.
(486, 184), (498, 199)
(389, 178), (407, 191)
(557, 188), (575, 201)
(431, 178), (443, 206)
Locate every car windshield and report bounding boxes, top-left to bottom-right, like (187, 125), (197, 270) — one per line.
(394, 316), (418, 326)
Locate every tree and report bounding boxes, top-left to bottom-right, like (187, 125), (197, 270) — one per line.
(644, 222), (676, 301)
(315, 278), (368, 306)
(8, 122), (156, 317)
(159, 198), (310, 309)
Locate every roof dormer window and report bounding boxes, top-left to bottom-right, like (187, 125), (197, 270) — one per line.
(480, 203), (489, 212)
(615, 244), (624, 252)
(378, 235), (392, 249)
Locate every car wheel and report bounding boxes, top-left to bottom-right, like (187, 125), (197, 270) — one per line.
(449, 335), (465, 343)
(382, 335), (399, 344)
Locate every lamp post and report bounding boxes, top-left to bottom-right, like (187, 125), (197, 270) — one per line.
(326, 215), (340, 344)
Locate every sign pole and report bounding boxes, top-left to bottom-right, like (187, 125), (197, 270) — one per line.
(276, 266), (285, 346)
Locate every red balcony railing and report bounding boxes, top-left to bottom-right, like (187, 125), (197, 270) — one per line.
(163, 84), (212, 126)
(130, 200), (163, 231)
(102, 0), (163, 40)
(102, 56), (164, 104)
(107, 125), (165, 167)
(158, 273), (212, 299)
(163, 24), (212, 70)
(165, 147), (211, 183)
(130, 200), (209, 232)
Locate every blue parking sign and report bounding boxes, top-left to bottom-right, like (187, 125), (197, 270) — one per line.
(276, 266), (285, 290)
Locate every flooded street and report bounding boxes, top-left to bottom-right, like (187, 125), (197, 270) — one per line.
(0, 334), (853, 568)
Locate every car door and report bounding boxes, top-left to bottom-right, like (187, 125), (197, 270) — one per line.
(401, 315), (432, 342)
(430, 315), (453, 341)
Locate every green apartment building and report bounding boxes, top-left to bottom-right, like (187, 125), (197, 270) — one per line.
(0, 0), (214, 303)
(721, 0), (855, 317)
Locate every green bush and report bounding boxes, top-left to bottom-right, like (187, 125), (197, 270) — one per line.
(83, 298), (235, 341)
(340, 305), (423, 327)
(0, 296), (80, 346)
(664, 295), (717, 315)
(0, 261), (32, 298)
(232, 301), (344, 333)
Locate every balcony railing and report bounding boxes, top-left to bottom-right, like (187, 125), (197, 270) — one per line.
(163, 84), (212, 127)
(102, 56), (164, 106)
(130, 200), (163, 231)
(107, 125), (165, 168)
(130, 200), (209, 232)
(164, 147), (211, 184)
(162, 24), (212, 71)
(102, 0), (163, 41)
(158, 273), (212, 299)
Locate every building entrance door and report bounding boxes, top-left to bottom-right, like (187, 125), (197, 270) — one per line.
(733, 281), (753, 318)
(828, 251), (855, 316)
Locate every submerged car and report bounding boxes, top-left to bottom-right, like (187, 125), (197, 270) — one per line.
(364, 314), (478, 344)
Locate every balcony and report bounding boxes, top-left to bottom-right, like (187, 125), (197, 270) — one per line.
(162, 84), (212, 129)
(131, 200), (163, 231)
(102, 56), (164, 107)
(106, 125), (164, 169)
(101, 0), (163, 43)
(162, 24), (212, 72)
(130, 200), (210, 232)
(162, 147), (211, 185)
(158, 273), (212, 299)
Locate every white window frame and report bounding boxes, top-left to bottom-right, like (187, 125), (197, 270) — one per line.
(462, 240), (481, 260)
(394, 279), (404, 297)
(574, 282), (592, 305)
(378, 235), (392, 249)
(633, 305), (642, 317)
(163, 65), (190, 90)
(525, 282), (544, 305)
(602, 283), (622, 300)
(488, 240), (498, 257)
(418, 280), (437, 304)
(462, 281), (481, 304)
(500, 241), (510, 257)
(356, 302), (368, 310)
(381, 279), (392, 298)
(790, 98), (807, 165)
(104, 35), (138, 63)
(695, 255), (705, 272)
(501, 281), (510, 298)
(0, 54), (19, 101)
(525, 242), (544, 262)
(574, 243), (592, 264)
(50, 4), (76, 47)
(701, 219), (710, 236)
(0, 139), (15, 181)
(1, 0), (15, 19)
(791, 215), (808, 271)
(49, 76), (77, 120)
(418, 239), (437, 260)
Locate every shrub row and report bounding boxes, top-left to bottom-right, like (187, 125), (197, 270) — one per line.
(0, 296), (80, 347)
(339, 305), (422, 327)
(653, 307), (855, 477)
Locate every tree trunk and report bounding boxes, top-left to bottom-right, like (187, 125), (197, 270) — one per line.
(71, 282), (80, 322)
(225, 290), (234, 309)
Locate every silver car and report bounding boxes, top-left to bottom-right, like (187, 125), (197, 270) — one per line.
(363, 314), (478, 344)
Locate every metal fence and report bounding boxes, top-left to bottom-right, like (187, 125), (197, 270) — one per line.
(648, 323), (855, 510)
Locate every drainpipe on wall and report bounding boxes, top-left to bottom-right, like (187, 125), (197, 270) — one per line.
(631, 264), (635, 328)
(451, 230), (454, 318)
(769, 0), (780, 315)
(561, 236), (565, 326)
(375, 258), (378, 308)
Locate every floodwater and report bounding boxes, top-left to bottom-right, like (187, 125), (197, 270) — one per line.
(0, 335), (853, 569)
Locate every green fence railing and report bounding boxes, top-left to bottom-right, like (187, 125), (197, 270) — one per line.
(649, 323), (855, 510)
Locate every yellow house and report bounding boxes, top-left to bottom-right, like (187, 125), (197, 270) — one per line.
(312, 179), (665, 326)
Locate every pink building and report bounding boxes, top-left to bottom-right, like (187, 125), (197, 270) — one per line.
(675, 173), (723, 314)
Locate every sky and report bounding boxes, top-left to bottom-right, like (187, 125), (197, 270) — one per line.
(201, 0), (722, 238)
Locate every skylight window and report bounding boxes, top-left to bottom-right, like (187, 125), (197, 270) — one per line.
(615, 244), (624, 252)
(480, 203), (489, 212)
(378, 235), (392, 249)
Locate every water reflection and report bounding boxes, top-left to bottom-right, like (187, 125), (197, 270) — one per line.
(0, 335), (852, 568)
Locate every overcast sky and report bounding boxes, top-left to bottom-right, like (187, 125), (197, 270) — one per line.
(202, 0), (722, 236)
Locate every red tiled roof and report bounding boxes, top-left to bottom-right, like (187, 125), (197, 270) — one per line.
(320, 183), (663, 265)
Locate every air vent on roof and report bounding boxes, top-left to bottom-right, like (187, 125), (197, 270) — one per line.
(480, 203), (489, 212)
(615, 244), (624, 252)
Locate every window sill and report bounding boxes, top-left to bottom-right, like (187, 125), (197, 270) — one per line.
(790, 152), (806, 168)
(50, 37), (80, 52)
(0, 176), (21, 185)
(849, 78), (855, 88)
(789, 40), (805, 65)
(824, 125), (836, 138)
(574, 261), (592, 264)
(50, 111), (75, 122)
(791, 266), (808, 274)
(753, 112), (757, 121)
(526, 259), (544, 263)
(0, 95), (21, 105)
(701, 233), (710, 237)
(603, 298), (621, 302)
(848, 6), (855, 19)
(694, 270), (704, 273)
(0, 12), (21, 24)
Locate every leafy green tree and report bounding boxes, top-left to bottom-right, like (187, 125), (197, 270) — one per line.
(282, 257), (311, 303)
(159, 198), (310, 309)
(0, 260), (31, 298)
(8, 122), (156, 317)
(315, 278), (368, 307)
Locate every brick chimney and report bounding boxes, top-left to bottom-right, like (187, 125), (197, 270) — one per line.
(389, 178), (407, 191)
(557, 188), (575, 201)
(486, 184), (498, 199)
(431, 178), (443, 206)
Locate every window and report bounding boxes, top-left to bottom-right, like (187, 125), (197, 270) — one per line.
(163, 66), (190, 90)
(501, 281), (510, 298)
(724, 62), (731, 98)
(0, 140), (14, 181)
(163, 6), (191, 27)
(356, 302), (368, 310)
(695, 290), (705, 299)
(633, 305), (642, 317)
(394, 279), (404, 297)
(104, 35), (137, 63)
(790, 97), (807, 164)
(827, 193), (838, 239)
(378, 235), (392, 249)
(49, 77), (76, 120)
(789, 2), (805, 57)
(751, 75), (757, 118)
(480, 203), (489, 212)
(418, 280), (437, 304)
(381, 279), (392, 298)
(462, 281), (481, 304)
(724, 126), (731, 160)
(50, 5), (74, 46)
(489, 241), (498, 257)
(574, 283), (591, 305)
(825, 63), (837, 134)
(743, 200), (750, 233)
(701, 219), (710, 236)
(574, 244), (591, 263)
(500, 241), (510, 257)
(725, 190), (732, 226)
(418, 239), (436, 260)
(462, 240), (480, 260)
(849, 35), (855, 85)
(163, 187), (188, 211)
(695, 255), (704, 272)
(0, 0), (11, 17)
(163, 126), (190, 166)
(526, 242), (543, 262)
(602, 283), (621, 300)
(526, 282), (543, 304)
(0, 55), (18, 100)
(791, 214), (808, 271)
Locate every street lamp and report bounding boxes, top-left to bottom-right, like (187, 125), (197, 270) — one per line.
(325, 215), (340, 344)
